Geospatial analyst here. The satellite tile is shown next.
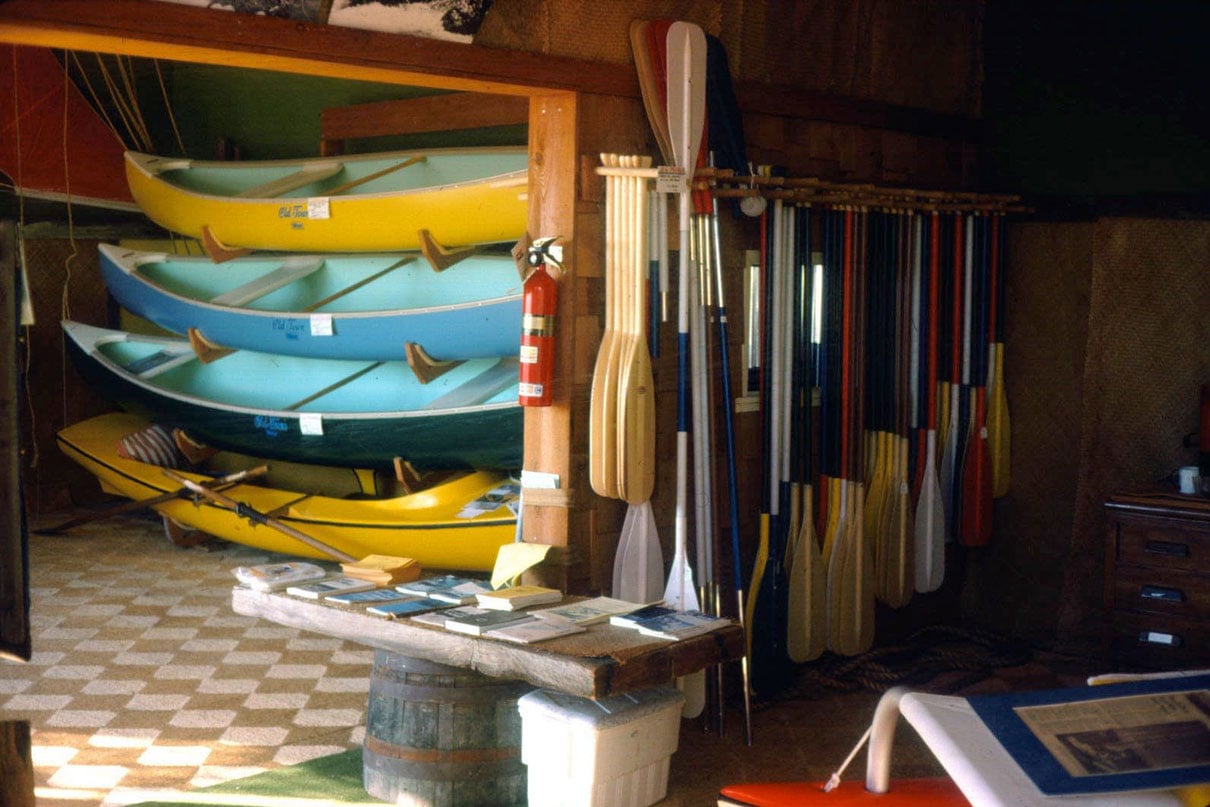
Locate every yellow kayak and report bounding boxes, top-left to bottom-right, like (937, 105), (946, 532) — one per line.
(124, 147), (528, 253)
(56, 412), (518, 571)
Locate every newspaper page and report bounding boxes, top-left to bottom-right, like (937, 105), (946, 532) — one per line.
(1012, 688), (1210, 778)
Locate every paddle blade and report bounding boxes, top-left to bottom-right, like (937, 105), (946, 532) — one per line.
(665, 22), (707, 176)
(914, 433), (945, 592)
(989, 342), (1011, 497)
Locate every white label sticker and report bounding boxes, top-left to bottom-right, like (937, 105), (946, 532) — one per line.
(307, 197), (330, 219)
(656, 166), (686, 195)
(299, 413), (324, 435)
(310, 314), (333, 336)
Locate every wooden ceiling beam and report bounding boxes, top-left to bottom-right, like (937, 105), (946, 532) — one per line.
(0, 0), (637, 98)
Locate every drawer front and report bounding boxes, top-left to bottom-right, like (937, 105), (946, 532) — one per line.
(1109, 611), (1210, 670)
(1113, 565), (1210, 622)
(1116, 521), (1210, 573)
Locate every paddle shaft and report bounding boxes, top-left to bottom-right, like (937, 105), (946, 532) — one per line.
(38, 465), (267, 534)
(162, 469), (356, 562)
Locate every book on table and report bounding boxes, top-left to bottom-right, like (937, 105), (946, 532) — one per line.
(531, 596), (653, 625)
(408, 604), (485, 628)
(608, 603), (676, 628)
(632, 609), (731, 640)
(475, 584), (563, 611)
(366, 597), (454, 619)
(396, 574), (492, 604)
(232, 561), (327, 591)
(441, 607), (538, 636)
(326, 587), (415, 605)
(484, 613), (586, 644)
(340, 554), (420, 586)
(285, 576), (378, 599)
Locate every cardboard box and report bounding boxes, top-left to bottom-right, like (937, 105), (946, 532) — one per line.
(517, 686), (685, 807)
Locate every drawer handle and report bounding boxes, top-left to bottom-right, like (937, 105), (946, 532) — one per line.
(1139, 585), (1185, 603)
(1144, 540), (1190, 558)
(1137, 630), (1182, 648)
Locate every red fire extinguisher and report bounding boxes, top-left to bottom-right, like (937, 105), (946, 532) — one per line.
(519, 237), (560, 406)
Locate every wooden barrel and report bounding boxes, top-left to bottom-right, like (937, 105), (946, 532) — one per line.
(363, 651), (531, 806)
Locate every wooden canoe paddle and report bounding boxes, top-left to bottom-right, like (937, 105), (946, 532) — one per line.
(38, 465), (267, 534)
(162, 468), (356, 563)
(588, 154), (624, 498)
(915, 212), (945, 592)
(987, 212), (1011, 498)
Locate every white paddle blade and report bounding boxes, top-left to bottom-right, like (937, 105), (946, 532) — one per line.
(914, 433), (945, 592)
(638, 502), (665, 603)
(665, 21), (707, 178)
(612, 504), (638, 600)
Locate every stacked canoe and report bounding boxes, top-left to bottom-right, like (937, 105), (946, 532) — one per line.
(61, 146), (532, 568)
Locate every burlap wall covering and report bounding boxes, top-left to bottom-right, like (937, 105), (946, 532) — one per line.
(963, 217), (1210, 655)
(960, 221), (1094, 646)
(1057, 217), (1210, 653)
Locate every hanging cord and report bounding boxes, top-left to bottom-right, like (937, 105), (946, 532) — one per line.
(153, 58), (186, 156)
(115, 55), (153, 150)
(67, 51), (130, 149)
(59, 58), (80, 432)
(10, 49), (38, 472)
(90, 54), (151, 151)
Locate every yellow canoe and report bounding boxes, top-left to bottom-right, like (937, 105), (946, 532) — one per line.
(124, 147), (528, 253)
(56, 412), (518, 571)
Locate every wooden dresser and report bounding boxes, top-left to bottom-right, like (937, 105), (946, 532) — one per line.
(1104, 490), (1210, 669)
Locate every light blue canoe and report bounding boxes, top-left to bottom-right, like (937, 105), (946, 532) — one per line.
(62, 320), (522, 471)
(97, 244), (523, 361)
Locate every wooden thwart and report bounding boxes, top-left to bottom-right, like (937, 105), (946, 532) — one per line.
(234, 161), (344, 199)
(210, 257), (325, 307)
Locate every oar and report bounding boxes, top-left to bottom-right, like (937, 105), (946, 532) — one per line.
(162, 469), (356, 563)
(588, 154), (623, 498)
(915, 212), (945, 592)
(706, 162), (753, 742)
(37, 465), (267, 534)
(987, 212), (1011, 498)
(616, 155), (657, 504)
(664, 19), (707, 718)
(939, 213), (963, 543)
(961, 214), (993, 546)
(786, 204), (826, 662)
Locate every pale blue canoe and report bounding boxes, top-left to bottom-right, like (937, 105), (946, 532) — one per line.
(97, 244), (523, 361)
(62, 320), (522, 471)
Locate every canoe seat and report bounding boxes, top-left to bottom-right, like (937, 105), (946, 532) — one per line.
(423, 358), (518, 410)
(210, 258), (324, 307)
(234, 161), (344, 198)
(125, 347), (198, 379)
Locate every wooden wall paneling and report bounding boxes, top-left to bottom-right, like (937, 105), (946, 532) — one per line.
(319, 92), (530, 154)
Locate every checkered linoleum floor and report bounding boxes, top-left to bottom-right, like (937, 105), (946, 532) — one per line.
(2, 514), (371, 807)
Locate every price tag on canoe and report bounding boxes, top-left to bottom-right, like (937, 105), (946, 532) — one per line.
(306, 197), (331, 219)
(309, 314), (333, 337)
(656, 166), (687, 195)
(298, 413), (324, 435)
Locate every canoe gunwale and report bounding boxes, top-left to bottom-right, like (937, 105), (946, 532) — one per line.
(103, 245), (525, 319)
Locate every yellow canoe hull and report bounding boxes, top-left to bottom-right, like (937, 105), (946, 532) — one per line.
(57, 413), (517, 571)
(124, 148), (529, 253)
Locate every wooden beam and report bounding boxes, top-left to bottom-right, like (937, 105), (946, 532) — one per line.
(737, 80), (983, 143)
(0, 0), (637, 97)
(0, 0), (981, 142)
(321, 92), (529, 144)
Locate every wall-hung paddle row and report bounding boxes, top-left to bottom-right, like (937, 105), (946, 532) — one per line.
(603, 19), (1025, 712)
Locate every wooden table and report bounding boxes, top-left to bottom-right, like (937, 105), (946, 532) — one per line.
(231, 586), (745, 699)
